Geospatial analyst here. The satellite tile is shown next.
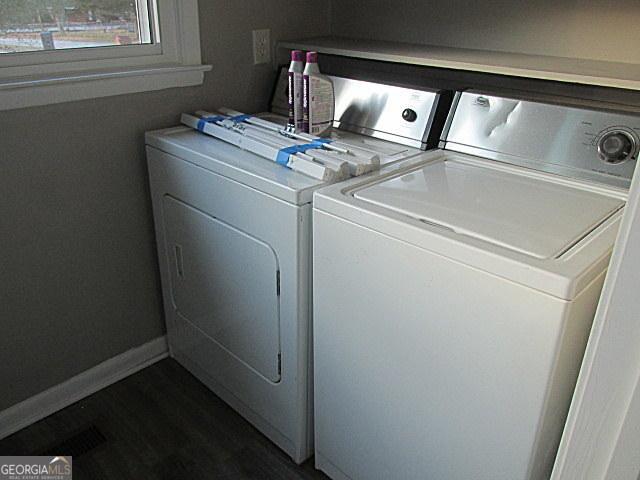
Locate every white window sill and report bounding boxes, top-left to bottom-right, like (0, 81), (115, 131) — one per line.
(0, 63), (212, 111)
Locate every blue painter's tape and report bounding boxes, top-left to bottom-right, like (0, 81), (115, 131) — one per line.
(229, 114), (252, 123)
(197, 115), (226, 132)
(276, 145), (299, 166)
(311, 138), (333, 145)
(275, 141), (329, 167)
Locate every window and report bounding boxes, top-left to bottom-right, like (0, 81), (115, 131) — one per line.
(0, 0), (210, 111)
(0, 1), (154, 54)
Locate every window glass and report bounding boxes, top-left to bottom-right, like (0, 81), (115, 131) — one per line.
(0, 1), (152, 54)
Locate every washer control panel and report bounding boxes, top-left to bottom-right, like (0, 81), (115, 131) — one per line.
(445, 92), (640, 189)
(596, 128), (637, 164)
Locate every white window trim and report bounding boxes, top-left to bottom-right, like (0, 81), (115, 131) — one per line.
(0, 0), (211, 111)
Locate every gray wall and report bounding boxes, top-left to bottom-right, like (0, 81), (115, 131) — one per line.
(331, 0), (640, 64)
(4, 0), (639, 415)
(0, 0), (330, 412)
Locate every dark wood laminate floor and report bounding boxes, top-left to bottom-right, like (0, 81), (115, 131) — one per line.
(0, 359), (329, 480)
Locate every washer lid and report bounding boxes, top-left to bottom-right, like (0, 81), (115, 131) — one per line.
(353, 158), (624, 259)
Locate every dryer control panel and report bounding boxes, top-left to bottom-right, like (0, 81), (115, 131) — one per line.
(270, 66), (451, 150)
(443, 92), (640, 189)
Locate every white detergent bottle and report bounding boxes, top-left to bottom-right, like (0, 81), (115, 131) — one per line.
(302, 51), (334, 136)
(288, 50), (304, 131)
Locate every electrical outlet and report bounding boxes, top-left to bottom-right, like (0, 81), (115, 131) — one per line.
(252, 29), (271, 65)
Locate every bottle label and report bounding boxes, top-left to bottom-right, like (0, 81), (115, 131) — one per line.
(288, 71), (303, 129)
(302, 74), (310, 133)
(308, 76), (334, 136)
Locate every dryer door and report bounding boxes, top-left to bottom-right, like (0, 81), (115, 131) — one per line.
(162, 195), (281, 382)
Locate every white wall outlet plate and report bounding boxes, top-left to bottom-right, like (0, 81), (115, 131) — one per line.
(252, 29), (271, 65)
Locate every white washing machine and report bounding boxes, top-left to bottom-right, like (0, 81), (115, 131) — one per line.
(145, 74), (451, 463)
(312, 92), (639, 479)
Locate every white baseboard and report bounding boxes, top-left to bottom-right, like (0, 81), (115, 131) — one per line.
(0, 336), (169, 440)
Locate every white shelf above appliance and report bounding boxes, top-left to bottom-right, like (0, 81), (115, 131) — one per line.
(278, 36), (640, 91)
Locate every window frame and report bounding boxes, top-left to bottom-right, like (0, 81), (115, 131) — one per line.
(0, 0), (210, 111)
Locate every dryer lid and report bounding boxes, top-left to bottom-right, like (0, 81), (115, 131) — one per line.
(353, 158), (624, 259)
(146, 126), (324, 205)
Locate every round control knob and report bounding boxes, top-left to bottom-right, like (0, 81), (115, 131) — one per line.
(598, 131), (635, 164)
(402, 108), (417, 123)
